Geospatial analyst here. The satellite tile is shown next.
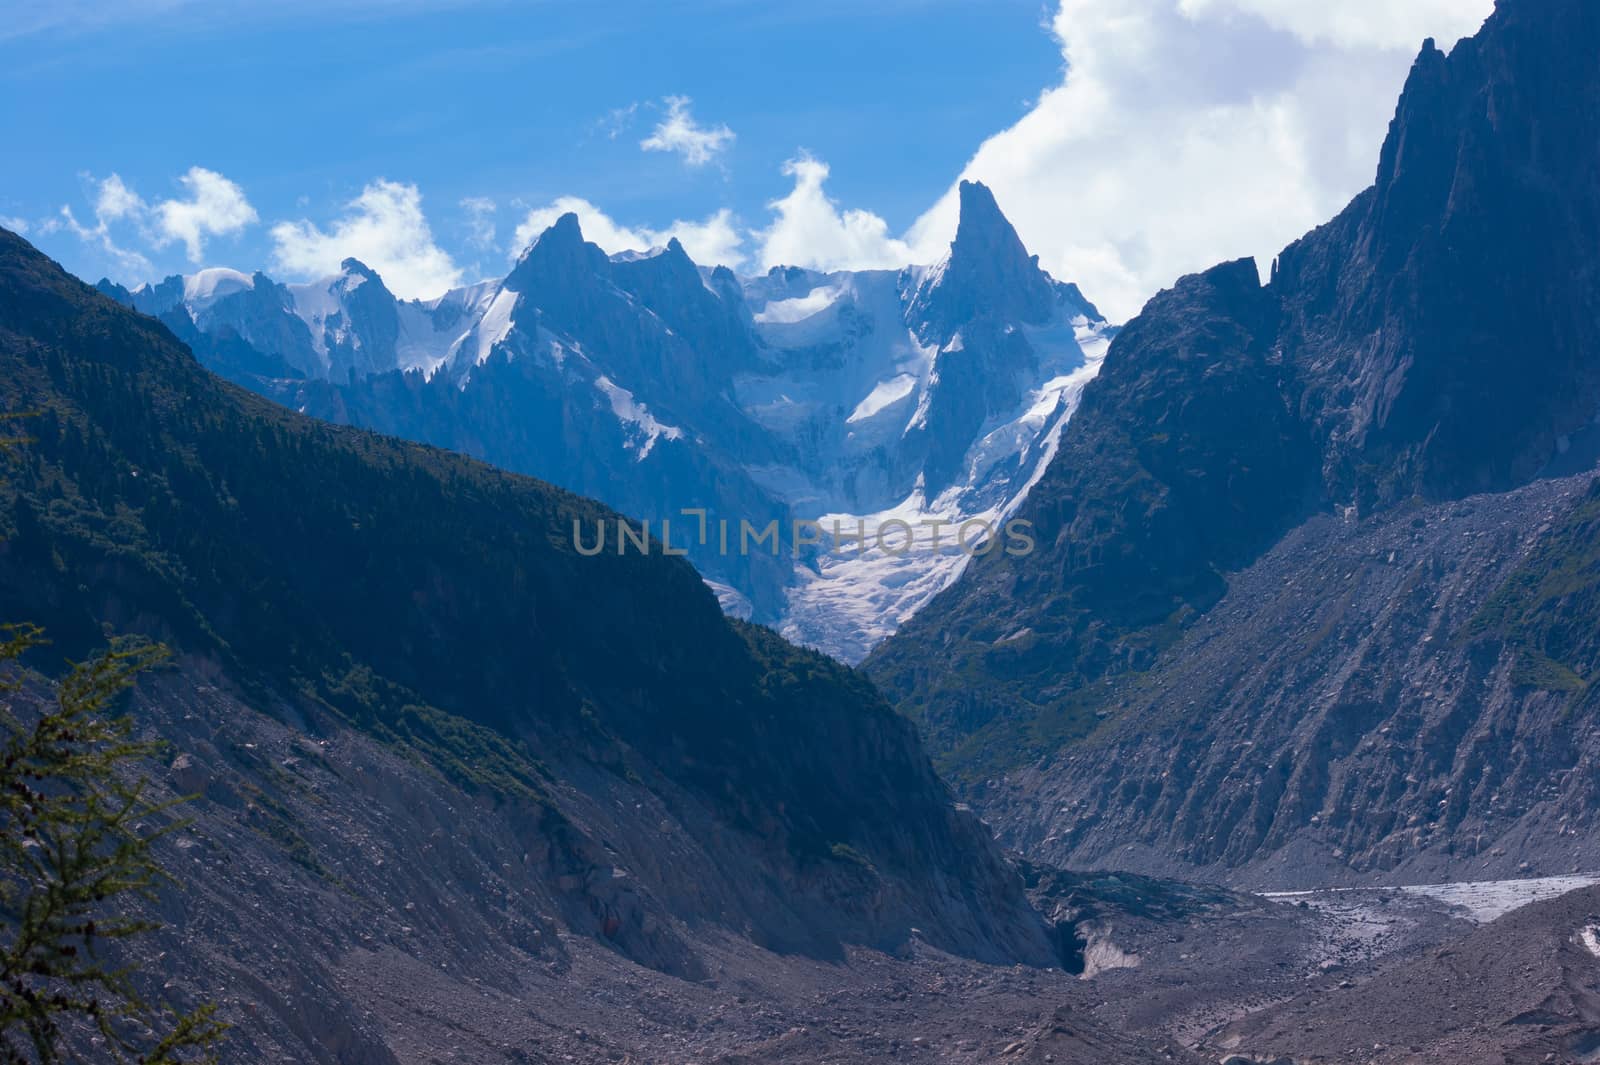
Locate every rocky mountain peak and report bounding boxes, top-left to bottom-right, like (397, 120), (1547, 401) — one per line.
(615, 235), (702, 293)
(607, 234), (763, 391)
(549, 210), (582, 236)
(519, 211), (592, 267)
(330, 259), (397, 313)
(540, 211), (587, 252)
(1272, 0), (1600, 507)
(910, 180), (1058, 340)
(505, 212), (609, 296)
(950, 180), (1027, 265)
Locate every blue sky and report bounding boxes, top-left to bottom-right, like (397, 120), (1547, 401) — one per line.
(2, 1), (1495, 318)
(3, 1), (1058, 286)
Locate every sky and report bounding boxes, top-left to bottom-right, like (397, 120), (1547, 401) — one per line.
(2, 0), (1495, 321)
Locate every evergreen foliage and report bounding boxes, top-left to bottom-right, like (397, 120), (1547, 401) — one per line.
(0, 626), (224, 1064)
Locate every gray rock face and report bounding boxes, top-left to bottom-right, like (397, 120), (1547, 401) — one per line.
(982, 473), (1600, 890)
(906, 180), (1060, 342)
(70, 669), (969, 1062)
(1275, 0), (1600, 508)
(85, 670), (1284, 1065)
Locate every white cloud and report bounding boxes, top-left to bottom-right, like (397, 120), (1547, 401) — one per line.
(903, 0), (1496, 320)
(755, 154), (912, 273)
(511, 196), (745, 268)
(49, 167), (256, 277)
(270, 180), (463, 299)
(94, 174), (144, 223)
(460, 196), (497, 249)
(1178, 0), (1491, 51)
(640, 96), (735, 167)
(1, 215), (31, 235)
(53, 173), (153, 277)
(151, 166), (257, 262)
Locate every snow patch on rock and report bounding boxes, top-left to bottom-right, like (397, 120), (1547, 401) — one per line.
(595, 375), (683, 460)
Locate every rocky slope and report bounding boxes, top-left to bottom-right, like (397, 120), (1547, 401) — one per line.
(983, 472), (1600, 889)
(0, 225), (1062, 982)
(96, 184), (1114, 661)
(73, 664), (1283, 1065)
(37, 652), (1437, 1065)
(870, 0), (1600, 883)
(1219, 882), (1600, 1064)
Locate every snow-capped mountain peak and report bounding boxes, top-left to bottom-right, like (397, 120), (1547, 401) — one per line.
(182, 266), (255, 308)
(101, 187), (1116, 663)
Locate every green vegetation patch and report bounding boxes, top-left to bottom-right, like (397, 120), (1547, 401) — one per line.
(1467, 478), (1600, 693)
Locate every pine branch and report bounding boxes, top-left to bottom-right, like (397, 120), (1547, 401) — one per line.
(0, 627), (225, 1062)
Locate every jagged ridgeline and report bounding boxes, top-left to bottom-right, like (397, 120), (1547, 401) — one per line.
(0, 228), (1056, 964)
(95, 183), (1115, 663)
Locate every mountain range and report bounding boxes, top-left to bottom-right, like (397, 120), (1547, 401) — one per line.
(96, 181), (1114, 663)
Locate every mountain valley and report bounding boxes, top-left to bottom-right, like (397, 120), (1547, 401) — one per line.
(10, 0), (1600, 1061)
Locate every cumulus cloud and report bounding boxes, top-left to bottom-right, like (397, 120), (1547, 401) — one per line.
(511, 196), (745, 268)
(903, 0), (1496, 320)
(54, 205), (151, 276)
(640, 96), (735, 167)
(270, 180), (463, 299)
(755, 154), (912, 273)
(151, 166), (257, 262)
